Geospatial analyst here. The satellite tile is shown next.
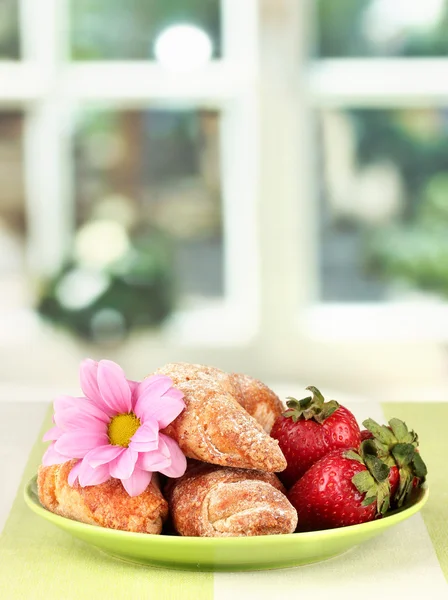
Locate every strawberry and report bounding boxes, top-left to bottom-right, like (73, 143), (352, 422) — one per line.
(271, 386), (361, 488)
(360, 429), (373, 442)
(388, 465), (400, 499)
(288, 448), (392, 532)
(360, 418), (427, 508)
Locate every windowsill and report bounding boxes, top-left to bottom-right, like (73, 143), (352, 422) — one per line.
(0, 300), (257, 349)
(305, 301), (448, 341)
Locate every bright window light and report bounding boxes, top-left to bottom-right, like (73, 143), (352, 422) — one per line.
(154, 24), (213, 72)
(364, 0), (445, 45)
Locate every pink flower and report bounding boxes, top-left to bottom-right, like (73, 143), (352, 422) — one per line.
(42, 359), (187, 497)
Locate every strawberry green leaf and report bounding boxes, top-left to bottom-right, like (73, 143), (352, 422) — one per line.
(396, 469), (412, 508)
(316, 400), (339, 423)
(388, 418), (410, 443)
(360, 439), (378, 457)
(283, 409), (300, 423)
(282, 388), (339, 423)
(305, 386), (325, 403)
(364, 455), (390, 483)
(377, 481), (391, 515)
(362, 496), (377, 507)
(363, 418), (396, 445)
(391, 443), (415, 467)
(412, 453), (427, 479)
(352, 470), (375, 493)
(344, 450), (364, 463)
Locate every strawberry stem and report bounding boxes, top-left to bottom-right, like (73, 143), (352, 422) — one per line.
(283, 387), (339, 424)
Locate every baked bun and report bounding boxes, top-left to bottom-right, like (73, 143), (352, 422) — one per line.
(165, 462), (298, 537)
(155, 363), (286, 473)
(37, 460), (168, 534)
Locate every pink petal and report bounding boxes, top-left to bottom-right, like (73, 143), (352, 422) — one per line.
(97, 360), (132, 414)
(77, 459), (111, 487)
(128, 420), (159, 452)
(73, 397), (111, 423)
(42, 442), (69, 466)
(136, 446), (171, 472)
(137, 375), (175, 398)
(68, 461), (82, 486)
(120, 468), (152, 497)
(79, 359), (100, 399)
(158, 434), (187, 478)
(84, 444), (124, 468)
(80, 359), (114, 415)
(43, 425), (63, 442)
(54, 408), (108, 434)
(136, 394), (185, 429)
(128, 379), (139, 408)
(134, 376), (176, 418)
(109, 448), (138, 480)
(54, 395), (79, 412)
(162, 387), (184, 402)
(55, 430), (108, 459)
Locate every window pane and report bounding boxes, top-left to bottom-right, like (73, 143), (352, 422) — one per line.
(0, 0), (20, 59)
(318, 107), (448, 302)
(70, 0), (221, 60)
(317, 0), (448, 58)
(42, 108), (222, 341)
(0, 112), (26, 308)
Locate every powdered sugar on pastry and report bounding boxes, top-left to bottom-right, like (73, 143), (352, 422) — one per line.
(165, 463), (298, 537)
(229, 372), (283, 433)
(154, 363), (287, 473)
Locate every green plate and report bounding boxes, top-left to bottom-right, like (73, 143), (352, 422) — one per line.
(24, 476), (428, 572)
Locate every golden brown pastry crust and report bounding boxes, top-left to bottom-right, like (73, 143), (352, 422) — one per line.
(229, 372), (283, 433)
(165, 463), (298, 537)
(37, 460), (168, 534)
(156, 363), (286, 473)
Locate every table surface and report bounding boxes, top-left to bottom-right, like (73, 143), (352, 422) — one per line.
(1, 399), (447, 600)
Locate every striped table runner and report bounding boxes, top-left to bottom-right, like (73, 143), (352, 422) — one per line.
(0, 401), (446, 599)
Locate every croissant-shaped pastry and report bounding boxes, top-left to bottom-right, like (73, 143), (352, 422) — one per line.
(37, 460), (168, 534)
(229, 372), (283, 433)
(155, 363), (287, 473)
(165, 462), (298, 537)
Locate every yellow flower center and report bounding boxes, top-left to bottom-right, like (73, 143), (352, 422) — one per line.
(108, 413), (141, 447)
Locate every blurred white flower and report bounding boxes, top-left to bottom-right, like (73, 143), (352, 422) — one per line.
(56, 269), (110, 310)
(75, 220), (130, 268)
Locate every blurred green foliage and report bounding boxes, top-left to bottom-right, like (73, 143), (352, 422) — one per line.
(38, 228), (174, 343)
(0, 0), (20, 59)
(367, 173), (448, 296)
(317, 0), (448, 57)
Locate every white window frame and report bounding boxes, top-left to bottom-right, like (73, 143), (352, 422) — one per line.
(1, 0), (447, 395)
(3, 0), (261, 347)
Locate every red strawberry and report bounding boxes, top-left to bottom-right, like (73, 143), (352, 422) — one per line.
(388, 465), (400, 498)
(360, 429), (373, 442)
(360, 418), (427, 508)
(288, 448), (392, 532)
(271, 387), (361, 488)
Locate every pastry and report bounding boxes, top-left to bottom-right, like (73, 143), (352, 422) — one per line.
(229, 372), (283, 432)
(165, 462), (298, 537)
(37, 460), (168, 534)
(155, 363), (287, 472)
